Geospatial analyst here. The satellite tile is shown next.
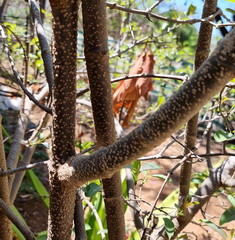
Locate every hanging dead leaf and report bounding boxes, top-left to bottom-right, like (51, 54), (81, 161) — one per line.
(113, 49), (155, 127)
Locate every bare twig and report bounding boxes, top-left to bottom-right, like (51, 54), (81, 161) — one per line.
(77, 73), (188, 97)
(106, 2), (222, 26)
(83, 197), (106, 240)
(0, 25), (52, 114)
(0, 198), (35, 240)
(0, 161), (48, 177)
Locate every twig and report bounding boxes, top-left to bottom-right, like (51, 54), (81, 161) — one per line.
(111, 73), (188, 83)
(77, 73), (188, 97)
(0, 144), (96, 177)
(83, 197), (106, 240)
(0, 25), (52, 114)
(0, 198), (35, 240)
(138, 152), (235, 161)
(0, 161), (48, 176)
(146, 0), (164, 13)
(106, 2), (222, 26)
(139, 132), (185, 160)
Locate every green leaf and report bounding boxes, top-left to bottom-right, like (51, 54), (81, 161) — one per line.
(140, 162), (160, 172)
(187, 4), (196, 16)
(26, 170), (50, 208)
(226, 8), (235, 15)
(11, 205), (26, 224)
(152, 174), (173, 182)
(220, 207), (235, 225)
(214, 130), (235, 142)
(228, 195), (235, 207)
(11, 224), (26, 240)
(36, 231), (47, 240)
(163, 218), (175, 239)
(82, 183), (102, 197)
(200, 219), (227, 239)
(225, 0), (235, 3)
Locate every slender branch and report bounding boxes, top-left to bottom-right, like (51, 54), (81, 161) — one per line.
(138, 152), (235, 161)
(106, 2), (222, 25)
(83, 197), (106, 240)
(0, 161), (48, 177)
(111, 73), (188, 83)
(0, 198), (35, 240)
(77, 73), (188, 97)
(146, 0), (164, 13)
(0, 25), (52, 114)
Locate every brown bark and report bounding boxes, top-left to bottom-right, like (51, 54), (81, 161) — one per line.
(82, 1), (126, 239)
(177, 0), (218, 225)
(0, 117), (12, 240)
(48, 0), (80, 239)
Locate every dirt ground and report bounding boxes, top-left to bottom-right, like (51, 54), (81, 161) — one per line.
(11, 106), (235, 240)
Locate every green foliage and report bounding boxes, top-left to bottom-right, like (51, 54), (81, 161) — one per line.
(214, 130), (235, 142)
(220, 207), (235, 225)
(200, 219), (227, 240)
(26, 170), (50, 208)
(163, 217), (175, 239)
(82, 182), (102, 197)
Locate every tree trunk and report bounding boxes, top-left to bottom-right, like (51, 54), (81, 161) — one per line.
(82, 1), (126, 239)
(0, 117), (12, 240)
(176, 0), (218, 236)
(48, 1), (80, 239)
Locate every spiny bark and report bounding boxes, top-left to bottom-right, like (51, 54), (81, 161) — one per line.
(177, 0), (217, 226)
(0, 117), (12, 240)
(82, 1), (126, 239)
(61, 27), (235, 186)
(48, 0), (79, 239)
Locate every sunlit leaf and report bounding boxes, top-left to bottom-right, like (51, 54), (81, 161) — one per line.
(220, 207), (235, 225)
(200, 219), (227, 239)
(228, 195), (235, 207)
(187, 4), (196, 16)
(214, 130), (235, 142)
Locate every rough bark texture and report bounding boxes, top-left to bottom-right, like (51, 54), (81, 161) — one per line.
(48, 1), (79, 239)
(177, 0), (217, 226)
(62, 27), (235, 186)
(0, 117), (12, 240)
(82, 1), (126, 239)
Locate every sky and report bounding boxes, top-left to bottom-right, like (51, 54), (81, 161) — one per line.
(159, 0), (234, 39)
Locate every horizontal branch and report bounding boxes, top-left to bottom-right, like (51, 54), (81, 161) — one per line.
(77, 73), (188, 97)
(62, 26), (235, 187)
(0, 161), (48, 177)
(139, 152), (235, 161)
(106, 2), (222, 25)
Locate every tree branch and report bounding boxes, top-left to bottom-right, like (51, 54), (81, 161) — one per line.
(106, 2), (222, 25)
(61, 26), (235, 186)
(0, 198), (35, 240)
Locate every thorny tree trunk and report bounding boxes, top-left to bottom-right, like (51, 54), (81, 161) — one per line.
(0, 117), (12, 240)
(82, 1), (126, 239)
(177, 0), (217, 228)
(48, 0), (79, 239)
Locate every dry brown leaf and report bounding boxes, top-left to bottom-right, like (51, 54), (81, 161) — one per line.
(113, 49), (155, 127)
